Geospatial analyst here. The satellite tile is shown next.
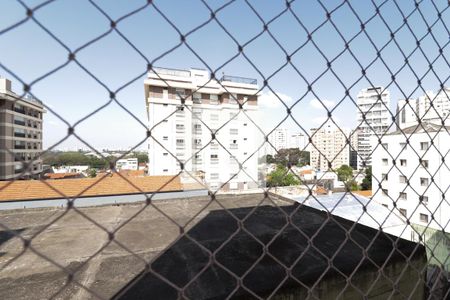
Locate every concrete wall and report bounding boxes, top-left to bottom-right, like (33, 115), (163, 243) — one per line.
(0, 189), (208, 210)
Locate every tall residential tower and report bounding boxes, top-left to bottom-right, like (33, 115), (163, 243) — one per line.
(144, 68), (260, 191)
(0, 78), (45, 180)
(356, 87), (391, 169)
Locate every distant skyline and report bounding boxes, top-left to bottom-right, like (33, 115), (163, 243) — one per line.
(1, 0), (449, 150)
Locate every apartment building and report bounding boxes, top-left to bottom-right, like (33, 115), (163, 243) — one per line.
(0, 78), (45, 180)
(349, 129), (359, 170)
(372, 122), (450, 233)
(310, 122), (349, 171)
(356, 87), (391, 169)
(144, 67), (260, 191)
(396, 87), (450, 129)
(266, 128), (288, 156)
(289, 132), (306, 150)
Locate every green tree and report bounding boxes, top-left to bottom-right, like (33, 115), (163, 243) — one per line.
(273, 148), (310, 167)
(336, 165), (354, 183)
(267, 166), (300, 187)
(87, 169), (97, 178)
(259, 154), (275, 164)
(134, 153), (148, 164)
(361, 166), (372, 190)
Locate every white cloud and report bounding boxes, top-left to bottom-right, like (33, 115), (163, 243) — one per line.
(310, 98), (335, 110)
(259, 91), (293, 108)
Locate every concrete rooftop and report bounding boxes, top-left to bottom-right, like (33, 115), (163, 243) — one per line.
(0, 194), (425, 299)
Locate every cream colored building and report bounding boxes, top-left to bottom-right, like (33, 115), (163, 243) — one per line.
(310, 122), (349, 171)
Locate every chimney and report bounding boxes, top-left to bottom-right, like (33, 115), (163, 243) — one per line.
(0, 78), (12, 93)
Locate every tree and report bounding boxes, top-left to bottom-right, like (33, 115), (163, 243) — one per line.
(267, 165), (300, 187)
(273, 148), (310, 167)
(336, 165), (354, 183)
(87, 169), (97, 178)
(361, 166), (372, 190)
(134, 153), (149, 164)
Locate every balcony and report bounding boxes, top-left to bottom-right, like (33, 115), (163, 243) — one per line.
(14, 120), (26, 126)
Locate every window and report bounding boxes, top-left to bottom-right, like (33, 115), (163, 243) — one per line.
(193, 93), (201, 104)
(399, 175), (407, 183)
(14, 141), (26, 149)
(194, 124), (202, 133)
(210, 173), (219, 180)
(210, 114), (219, 121)
(175, 88), (185, 100)
(420, 178), (429, 186)
(400, 159), (407, 167)
(163, 136), (168, 141)
(243, 123), (247, 126)
(421, 160), (429, 169)
(382, 189), (388, 196)
(14, 128), (26, 138)
(399, 192), (407, 200)
(381, 173), (388, 181)
(13, 116), (26, 126)
(382, 158), (388, 166)
(210, 94), (219, 105)
(163, 153), (168, 156)
(382, 204), (388, 208)
(420, 195), (428, 204)
(382, 143), (388, 150)
(176, 139), (185, 148)
(399, 208), (407, 217)
(230, 128), (238, 135)
(211, 154), (219, 164)
(194, 139), (202, 147)
(420, 142), (429, 151)
(400, 142), (407, 150)
(176, 124), (185, 132)
(176, 106), (184, 112)
(420, 213), (429, 223)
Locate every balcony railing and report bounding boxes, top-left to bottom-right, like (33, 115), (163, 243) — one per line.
(220, 75), (257, 85)
(151, 67), (191, 78)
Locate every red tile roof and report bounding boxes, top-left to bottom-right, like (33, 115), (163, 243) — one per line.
(0, 175), (182, 202)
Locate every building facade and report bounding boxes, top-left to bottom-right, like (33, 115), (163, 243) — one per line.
(372, 122), (450, 233)
(144, 68), (260, 191)
(396, 88), (450, 130)
(349, 129), (359, 170)
(289, 132), (306, 150)
(0, 78), (45, 180)
(267, 128), (288, 155)
(116, 158), (138, 171)
(310, 122), (349, 171)
(356, 87), (391, 169)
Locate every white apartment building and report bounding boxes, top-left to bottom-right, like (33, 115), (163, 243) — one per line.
(267, 128), (288, 155)
(289, 132), (306, 150)
(356, 87), (391, 169)
(372, 122), (450, 232)
(144, 67), (260, 191)
(116, 158), (138, 171)
(310, 122), (349, 171)
(397, 87), (450, 129)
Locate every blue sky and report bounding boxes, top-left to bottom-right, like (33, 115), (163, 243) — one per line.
(1, 0), (449, 150)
